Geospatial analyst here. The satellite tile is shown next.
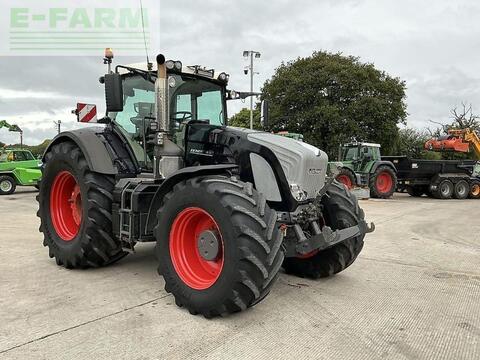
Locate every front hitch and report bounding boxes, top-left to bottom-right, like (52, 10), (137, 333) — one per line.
(295, 220), (375, 255)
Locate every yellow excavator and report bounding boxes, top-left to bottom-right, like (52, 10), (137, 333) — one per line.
(448, 128), (480, 159)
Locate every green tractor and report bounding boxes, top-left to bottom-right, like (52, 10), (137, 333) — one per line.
(0, 148), (42, 195)
(333, 142), (397, 198)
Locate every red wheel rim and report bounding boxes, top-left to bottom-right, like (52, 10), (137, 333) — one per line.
(337, 174), (353, 189)
(50, 171), (82, 241)
(296, 250), (319, 259)
(472, 184), (480, 197)
(169, 207), (224, 290)
(376, 172), (393, 194)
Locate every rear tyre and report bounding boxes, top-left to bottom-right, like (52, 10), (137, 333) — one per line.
(336, 168), (356, 189)
(0, 175), (16, 195)
(369, 166), (397, 198)
(432, 179), (454, 199)
(155, 176), (284, 318)
(37, 141), (127, 268)
(453, 180), (469, 200)
(406, 186), (425, 197)
(282, 181), (365, 279)
(469, 180), (480, 199)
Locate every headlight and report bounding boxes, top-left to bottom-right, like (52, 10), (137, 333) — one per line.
(218, 72), (229, 82)
(165, 60), (175, 70)
(290, 184), (308, 201)
(174, 61), (182, 71)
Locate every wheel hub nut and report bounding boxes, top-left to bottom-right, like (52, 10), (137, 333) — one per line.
(197, 230), (220, 261)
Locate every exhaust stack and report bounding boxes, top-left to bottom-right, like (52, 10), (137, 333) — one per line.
(155, 54), (169, 143)
(153, 54), (184, 179)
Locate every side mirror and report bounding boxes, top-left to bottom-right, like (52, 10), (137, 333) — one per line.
(104, 73), (124, 112)
(260, 100), (269, 128)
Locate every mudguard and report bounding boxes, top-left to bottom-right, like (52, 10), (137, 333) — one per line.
(145, 164), (238, 232)
(371, 160), (397, 174)
(43, 127), (118, 175)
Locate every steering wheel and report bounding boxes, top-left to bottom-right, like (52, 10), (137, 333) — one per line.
(171, 111), (193, 122)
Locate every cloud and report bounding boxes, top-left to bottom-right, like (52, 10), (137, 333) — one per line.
(1, 0), (480, 145)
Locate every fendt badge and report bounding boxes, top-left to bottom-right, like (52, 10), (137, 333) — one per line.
(308, 168), (322, 175)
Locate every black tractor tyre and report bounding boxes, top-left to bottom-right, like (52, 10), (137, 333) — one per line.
(155, 176), (284, 318)
(37, 141), (127, 268)
(0, 175), (16, 195)
(335, 168), (356, 190)
(282, 181), (365, 279)
(469, 180), (480, 199)
(453, 180), (469, 200)
(432, 179), (454, 199)
(369, 165), (397, 199)
(406, 186), (425, 197)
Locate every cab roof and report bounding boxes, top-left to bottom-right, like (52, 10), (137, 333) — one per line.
(343, 142), (381, 148)
(119, 61), (227, 81)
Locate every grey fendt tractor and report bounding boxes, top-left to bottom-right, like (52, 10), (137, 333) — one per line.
(37, 52), (374, 317)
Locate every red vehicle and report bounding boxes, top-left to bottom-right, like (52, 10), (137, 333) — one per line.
(424, 134), (470, 153)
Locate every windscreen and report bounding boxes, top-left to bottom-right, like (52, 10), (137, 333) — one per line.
(169, 74), (226, 129)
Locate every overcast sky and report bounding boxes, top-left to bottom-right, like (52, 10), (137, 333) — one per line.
(1, 0), (480, 145)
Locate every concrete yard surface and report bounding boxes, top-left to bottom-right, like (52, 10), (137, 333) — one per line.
(0, 189), (479, 359)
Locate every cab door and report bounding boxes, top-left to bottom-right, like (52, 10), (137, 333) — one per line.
(14, 151), (39, 169)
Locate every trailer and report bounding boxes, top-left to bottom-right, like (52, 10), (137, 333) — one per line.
(382, 156), (480, 199)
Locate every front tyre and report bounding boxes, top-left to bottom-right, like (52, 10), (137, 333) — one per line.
(155, 176), (284, 318)
(283, 181), (365, 278)
(37, 141), (127, 268)
(336, 168), (356, 189)
(0, 175), (16, 195)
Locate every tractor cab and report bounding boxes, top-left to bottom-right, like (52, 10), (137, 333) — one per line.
(106, 60), (230, 171)
(339, 142), (382, 172)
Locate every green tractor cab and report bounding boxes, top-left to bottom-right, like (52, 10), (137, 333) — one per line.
(0, 148), (42, 195)
(334, 142), (397, 198)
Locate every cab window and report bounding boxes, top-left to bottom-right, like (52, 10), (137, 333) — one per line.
(22, 151), (34, 160)
(14, 151), (27, 161)
(342, 147), (358, 161)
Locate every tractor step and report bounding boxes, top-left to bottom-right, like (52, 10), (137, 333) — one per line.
(112, 178), (160, 250)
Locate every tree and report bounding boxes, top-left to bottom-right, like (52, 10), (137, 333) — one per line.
(229, 107), (262, 130)
(262, 51), (407, 158)
(450, 102), (480, 132)
(394, 128), (441, 160)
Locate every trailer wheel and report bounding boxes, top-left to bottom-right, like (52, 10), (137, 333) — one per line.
(37, 141), (127, 268)
(469, 181), (480, 199)
(282, 181), (365, 279)
(0, 175), (16, 195)
(336, 168), (356, 189)
(369, 166), (396, 198)
(453, 180), (469, 200)
(406, 186), (425, 197)
(155, 176), (284, 318)
(433, 179), (454, 199)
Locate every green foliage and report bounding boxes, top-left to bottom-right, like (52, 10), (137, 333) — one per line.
(262, 51), (407, 158)
(393, 128), (441, 160)
(229, 107), (262, 130)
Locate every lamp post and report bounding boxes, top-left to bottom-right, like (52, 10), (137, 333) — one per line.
(243, 50), (261, 129)
(53, 120), (62, 134)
